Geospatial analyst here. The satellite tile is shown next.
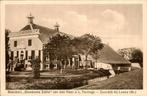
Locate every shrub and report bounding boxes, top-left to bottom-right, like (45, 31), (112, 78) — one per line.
(30, 57), (41, 79)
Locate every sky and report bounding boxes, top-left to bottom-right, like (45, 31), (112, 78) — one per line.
(5, 4), (142, 51)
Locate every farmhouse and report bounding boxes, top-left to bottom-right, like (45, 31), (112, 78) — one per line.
(8, 14), (131, 72)
(8, 14), (65, 70)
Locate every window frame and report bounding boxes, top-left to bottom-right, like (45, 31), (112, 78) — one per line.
(14, 41), (17, 47)
(28, 39), (32, 46)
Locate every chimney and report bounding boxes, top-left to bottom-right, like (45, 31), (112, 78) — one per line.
(54, 22), (60, 32)
(27, 13), (34, 24)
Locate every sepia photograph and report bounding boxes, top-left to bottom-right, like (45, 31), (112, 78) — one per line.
(1, 1), (147, 96)
(4, 3), (143, 90)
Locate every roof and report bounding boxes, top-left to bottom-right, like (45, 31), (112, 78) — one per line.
(98, 44), (131, 64)
(20, 24), (58, 44)
(20, 24), (73, 44)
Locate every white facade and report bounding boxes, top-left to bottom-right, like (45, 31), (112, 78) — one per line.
(94, 62), (113, 70)
(9, 30), (44, 70)
(131, 63), (141, 68)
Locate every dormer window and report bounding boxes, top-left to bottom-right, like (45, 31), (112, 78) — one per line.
(14, 41), (17, 47)
(28, 39), (32, 46)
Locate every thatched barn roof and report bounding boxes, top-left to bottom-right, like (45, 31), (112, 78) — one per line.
(98, 44), (131, 64)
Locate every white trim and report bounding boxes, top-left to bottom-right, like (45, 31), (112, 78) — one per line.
(10, 35), (38, 39)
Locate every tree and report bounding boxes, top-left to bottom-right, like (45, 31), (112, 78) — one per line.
(117, 49), (125, 57)
(48, 34), (72, 60)
(117, 48), (143, 68)
(71, 34), (103, 61)
(44, 33), (103, 69)
(131, 49), (143, 67)
(5, 29), (10, 68)
(117, 48), (134, 60)
(44, 34), (73, 69)
(30, 57), (41, 78)
(71, 34), (103, 68)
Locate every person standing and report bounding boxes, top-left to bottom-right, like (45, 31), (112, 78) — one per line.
(117, 66), (120, 75)
(13, 57), (18, 71)
(7, 59), (13, 72)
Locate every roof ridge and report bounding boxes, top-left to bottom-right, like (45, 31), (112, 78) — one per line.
(33, 24), (55, 31)
(98, 44), (131, 64)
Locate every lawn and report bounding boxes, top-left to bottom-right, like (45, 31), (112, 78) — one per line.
(6, 69), (110, 89)
(76, 69), (143, 89)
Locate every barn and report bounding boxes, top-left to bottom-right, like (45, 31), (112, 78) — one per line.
(94, 44), (131, 72)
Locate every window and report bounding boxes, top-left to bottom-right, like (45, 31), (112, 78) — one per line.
(28, 39), (32, 46)
(31, 50), (35, 59)
(17, 51), (19, 57)
(29, 56), (31, 60)
(25, 51), (28, 60)
(14, 41), (17, 47)
(21, 51), (24, 54)
(11, 51), (14, 60)
(39, 50), (41, 60)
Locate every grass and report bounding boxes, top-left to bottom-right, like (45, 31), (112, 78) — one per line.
(6, 69), (110, 89)
(76, 69), (143, 89)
